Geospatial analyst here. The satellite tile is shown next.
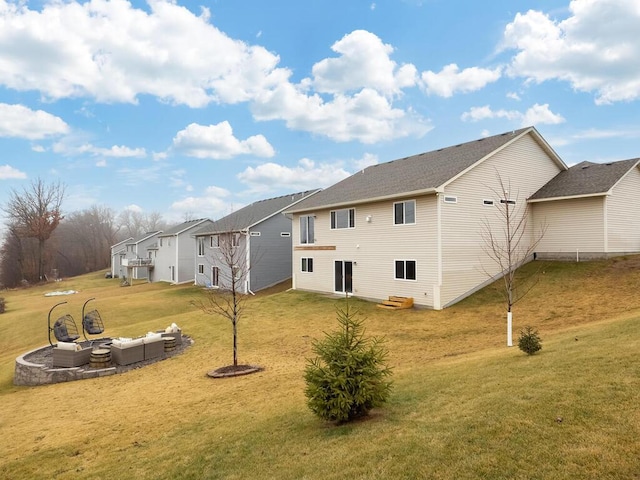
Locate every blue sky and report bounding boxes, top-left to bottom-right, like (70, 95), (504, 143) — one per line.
(1, 0), (639, 233)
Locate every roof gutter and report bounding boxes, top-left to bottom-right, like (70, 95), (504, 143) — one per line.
(285, 187), (442, 214)
(527, 192), (610, 203)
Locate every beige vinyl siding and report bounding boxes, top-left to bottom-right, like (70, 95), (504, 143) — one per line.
(532, 197), (605, 254)
(607, 166), (640, 252)
(439, 133), (563, 306)
(292, 195), (438, 307)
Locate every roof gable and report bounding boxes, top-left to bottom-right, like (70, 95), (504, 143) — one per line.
(158, 218), (211, 237)
(287, 127), (564, 213)
(529, 158), (640, 202)
(195, 190), (320, 235)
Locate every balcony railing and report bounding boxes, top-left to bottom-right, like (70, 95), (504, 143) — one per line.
(122, 258), (154, 267)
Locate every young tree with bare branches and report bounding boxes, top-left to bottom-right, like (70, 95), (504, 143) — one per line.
(480, 175), (546, 347)
(2, 178), (65, 282)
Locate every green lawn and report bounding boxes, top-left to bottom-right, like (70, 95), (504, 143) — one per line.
(0, 258), (639, 479)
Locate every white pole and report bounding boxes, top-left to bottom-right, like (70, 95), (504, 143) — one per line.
(507, 311), (513, 347)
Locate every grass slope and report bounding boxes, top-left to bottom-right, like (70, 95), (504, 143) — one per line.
(0, 258), (639, 479)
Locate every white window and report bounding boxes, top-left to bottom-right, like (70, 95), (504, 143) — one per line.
(211, 267), (219, 287)
(250, 232), (261, 237)
(300, 216), (314, 244)
(159, 238), (163, 247)
(395, 260), (417, 281)
(302, 257), (314, 273)
(500, 199), (516, 205)
(331, 208), (355, 229)
(483, 199), (494, 206)
(197, 237), (205, 256)
(197, 264), (204, 274)
(280, 232), (291, 237)
(443, 196), (458, 204)
(232, 233), (240, 247)
(210, 235), (219, 248)
(394, 200), (416, 225)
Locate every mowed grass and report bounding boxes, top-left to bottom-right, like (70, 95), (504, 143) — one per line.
(0, 257), (639, 479)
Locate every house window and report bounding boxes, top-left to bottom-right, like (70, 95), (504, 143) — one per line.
(443, 196), (458, 204)
(280, 232), (291, 237)
(210, 235), (219, 248)
(170, 266), (175, 282)
(331, 208), (355, 229)
(300, 215), (314, 244)
(232, 233), (240, 247)
(250, 231), (261, 237)
(197, 237), (205, 256)
(159, 238), (163, 247)
(211, 267), (219, 287)
(394, 200), (416, 225)
(302, 257), (314, 273)
(395, 260), (417, 281)
(483, 199), (494, 206)
(500, 199), (516, 205)
(197, 264), (204, 274)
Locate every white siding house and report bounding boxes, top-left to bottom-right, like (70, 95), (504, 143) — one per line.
(109, 237), (132, 278)
(530, 158), (640, 259)
(154, 219), (214, 284)
(286, 127), (568, 309)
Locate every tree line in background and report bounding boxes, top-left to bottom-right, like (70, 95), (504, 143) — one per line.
(0, 178), (169, 288)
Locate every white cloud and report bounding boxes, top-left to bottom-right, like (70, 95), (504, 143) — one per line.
(354, 153), (379, 170)
(507, 92), (521, 101)
(0, 164), (27, 179)
(124, 204), (144, 213)
(170, 185), (233, 218)
(238, 158), (350, 192)
(310, 30), (417, 96)
(0, 103), (69, 139)
(502, 0), (640, 104)
(52, 139), (146, 158)
(171, 121), (275, 159)
(0, 0), (286, 107)
(0, 2), (430, 144)
(96, 159), (107, 167)
(421, 64), (502, 97)
(461, 103), (565, 126)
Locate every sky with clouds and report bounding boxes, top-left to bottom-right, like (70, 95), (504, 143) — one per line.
(1, 0), (639, 231)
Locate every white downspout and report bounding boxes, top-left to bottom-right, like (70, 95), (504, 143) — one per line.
(244, 230), (255, 295)
(174, 235), (179, 284)
(433, 192), (443, 310)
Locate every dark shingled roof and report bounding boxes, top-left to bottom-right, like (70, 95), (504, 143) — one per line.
(529, 158), (640, 201)
(287, 127), (558, 213)
(158, 219), (211, 237)
(195, 190), (320, 235)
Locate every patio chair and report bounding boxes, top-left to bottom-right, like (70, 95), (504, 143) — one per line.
(48, 301), (80, 346)
(82, 297), (105, 342)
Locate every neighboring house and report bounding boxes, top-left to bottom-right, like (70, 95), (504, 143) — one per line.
(285, 127), (569, 309)
(109, 237), (133, 278)
(193, 190), (320, 293)
(154, 219), (214, 284)
(121, 231), (162, 281)
(530, 158), (640, 260)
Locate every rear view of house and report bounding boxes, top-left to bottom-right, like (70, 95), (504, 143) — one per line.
(530, 158), (640, 259)
(193, 190), (320, 293)
(286, 127), (568, 309)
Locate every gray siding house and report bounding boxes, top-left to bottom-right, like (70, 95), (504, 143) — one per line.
(193, 190), (320, 293)
(109, 237), (133, 278)
(154, 219), (214, 284)
(121, 231), (162, 281)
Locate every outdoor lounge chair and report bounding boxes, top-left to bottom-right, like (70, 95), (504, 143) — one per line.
(48, 301), (80, 346)
(82, 297), (105, 341)
(52, 341), (92, 368)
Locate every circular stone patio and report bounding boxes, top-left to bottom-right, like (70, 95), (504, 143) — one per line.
(14, 336), (193, 386)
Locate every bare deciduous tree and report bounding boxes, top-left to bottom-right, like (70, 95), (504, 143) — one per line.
(3, 178), (65, 281)
(193, 231), (249, 368)
(480, 175), (546, 346)
(116, 210), (166, 240)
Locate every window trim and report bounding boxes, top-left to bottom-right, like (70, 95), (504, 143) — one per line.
(483, 199), (494, 207)
(197, 237), (205, 256)
(500, 199), (516, 205)
(280, 232), (291, 237)
(250, 231), (261, 237)
(300, 215), (315, 244)
(197, 264), (204, 274)
(211, 266), (219, 287)
(210, 235), (219, 248)
(393, 199), (416, 225)
(394, 259), (417, 281)
(330, 208), (356, 229)
(301, 257), (314, 273)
